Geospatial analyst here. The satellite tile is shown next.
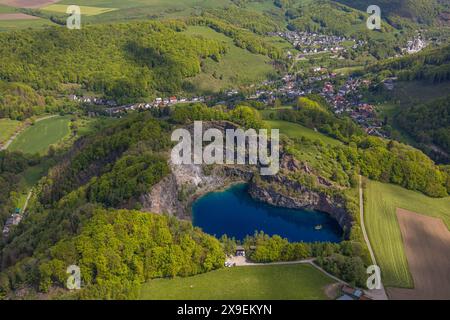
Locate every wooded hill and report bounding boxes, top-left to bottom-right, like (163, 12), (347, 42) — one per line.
(0, 20), (226, 105)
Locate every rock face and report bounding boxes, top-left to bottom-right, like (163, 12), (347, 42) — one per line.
(140, 121), (353, 236)
(140, 162), (253, 219)
(248, 175), (353, 234)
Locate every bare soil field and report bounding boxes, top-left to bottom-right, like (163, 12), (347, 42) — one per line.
(0, 12), (38, 19)
(387, 209), (450, 300)
(0, 0), (59, 8)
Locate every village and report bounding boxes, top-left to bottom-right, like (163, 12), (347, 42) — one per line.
(72, 67), (387, 139)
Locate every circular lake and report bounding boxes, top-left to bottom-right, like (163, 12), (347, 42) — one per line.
(192, 184), (343, 243)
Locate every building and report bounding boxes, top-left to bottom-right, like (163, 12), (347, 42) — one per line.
(338, 285), (372, 300)
(235, 246), (246, 257)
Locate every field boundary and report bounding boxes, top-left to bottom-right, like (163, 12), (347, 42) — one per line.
(360, 175), (388, 300)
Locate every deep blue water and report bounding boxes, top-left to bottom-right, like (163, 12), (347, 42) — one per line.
(192, 184), (343, 243)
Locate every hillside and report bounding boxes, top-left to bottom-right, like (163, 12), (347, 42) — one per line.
(0, 20), (226, 104)
(336, 0), (445, 25)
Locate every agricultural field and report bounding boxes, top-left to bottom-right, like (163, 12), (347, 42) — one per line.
(41, 4), (117, 16)
(0, 2), (55, 30)
(364, 180), (450, 289)
(51, 0), (235, 22)
(0, 118), (20, 146)
(0, 17), (54, 31)
(387, 209), (450, 299)
(9, 115), (71, 155)
(265, 120), (342, 147)
(0, 1), (59, 8)
(0, 4), (15, 12)
(183, 26), (276, 93)
(140, 264), (336, 300)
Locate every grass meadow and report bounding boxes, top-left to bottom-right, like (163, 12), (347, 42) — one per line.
(265, 120), (342, 147)
(140, 264), (335, 300)
(183, 26), (275, 93)
(9, 116), (71, 155)
(364, 180), (450, 288)
(0, 118), (20, 145)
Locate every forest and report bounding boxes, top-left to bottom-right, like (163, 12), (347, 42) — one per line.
(274, 97), (450, 197)
(368, 44), (450, 83)
(0, 20), (226, 110)
(395, 95), (450, 163)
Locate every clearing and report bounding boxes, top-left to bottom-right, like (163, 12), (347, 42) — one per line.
(183, 26), (275, 93)
(265, 120), (342, 147)
(42, 4), (117, 16)
(140, 264), (337, 300)
(0, 13), (38, 19)
(0, 0), (59, 8)
(9, 115), (71, 155)
(387, 209), (450, 300)
(364, 180), (450, 289)
(0, 118), (21, 147)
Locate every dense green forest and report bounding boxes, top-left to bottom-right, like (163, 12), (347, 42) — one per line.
(274, 97), (450, 197)
(39, 113), (172, 206)
(395, 95), (450, 162)
(38, 209), (225, 299)
(0, 20), (225, 106)
(202, 7), (282, 34)
(0, 152), (38, 231)
(369, 44), (450, 83)
(336, 0), (446, 25)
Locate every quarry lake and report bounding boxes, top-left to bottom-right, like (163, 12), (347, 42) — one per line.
(192, 184), (343, 243)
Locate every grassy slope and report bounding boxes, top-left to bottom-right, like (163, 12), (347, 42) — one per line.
(56, 0), (234, 22)
(0, 18), (56, 31)
(0, 118), (20, 145)
(42, 4), (118, 16)
(9, 116), (71, 155)
(265, 120), (342, 147)
(0, 4), (15, 13)
(364, 180), (450, 288)
(140, 264), (335, 300)
(184, 26), (275, 93)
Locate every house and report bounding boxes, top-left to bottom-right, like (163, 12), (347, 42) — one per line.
(235, 246), (246, 257)
(338, 285), (372, 300)
(169, 96), (178, 104)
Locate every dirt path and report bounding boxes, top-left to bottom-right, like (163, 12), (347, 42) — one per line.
(388, 209), (450, 300)
(22, 190), (32, 213)
(359, 175), (388, 300)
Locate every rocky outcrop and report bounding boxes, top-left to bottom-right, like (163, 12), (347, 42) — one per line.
(140, 121), (354, 236)
(140, 162), (254, 219)
(248, 175), (353, 234)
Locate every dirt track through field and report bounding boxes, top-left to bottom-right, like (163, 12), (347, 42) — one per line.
(0, 13), (38, 20)
(0, 0), (59, 8)
(387, 209), (450, 300)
